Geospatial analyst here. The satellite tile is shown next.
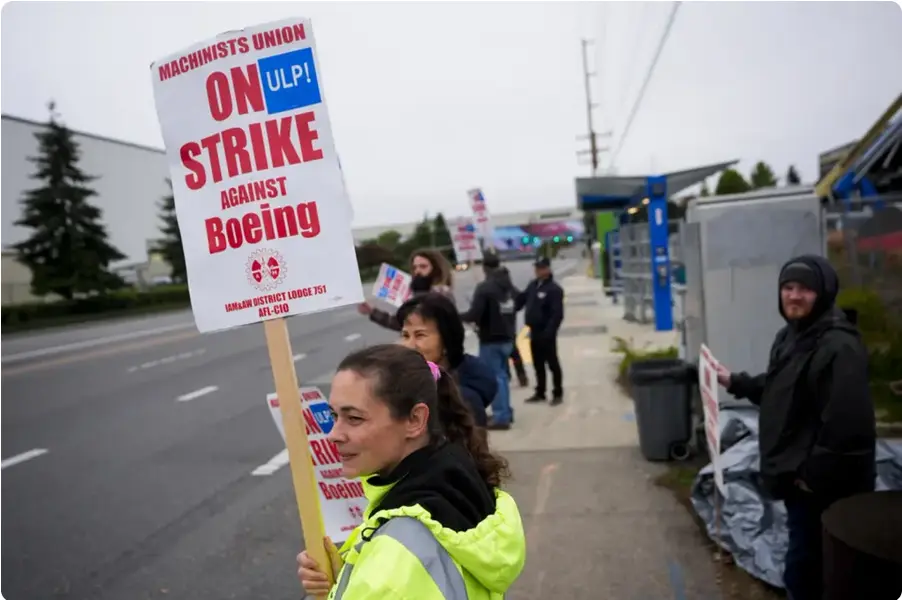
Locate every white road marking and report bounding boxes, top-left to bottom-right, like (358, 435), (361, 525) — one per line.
(2, 322), (196, 364)
(2, 448), (49, 470)
(176, 385), (218, 402)
(344, 333), (361, 342)
(127, 348), (206, 373)
(293, 353), (307, 362)
(251, 449), (290, 476)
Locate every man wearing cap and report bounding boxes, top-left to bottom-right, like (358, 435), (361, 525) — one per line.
(460, 252), (517, 430)
(516, 257), (565, 405)
(717, 255), (875, 600)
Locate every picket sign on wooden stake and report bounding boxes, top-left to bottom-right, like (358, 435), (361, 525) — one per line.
(264, 318), (334, 593)
(151, 16), (367, 597)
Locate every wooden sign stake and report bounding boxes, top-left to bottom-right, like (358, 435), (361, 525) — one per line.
(263, 318), (334, 597)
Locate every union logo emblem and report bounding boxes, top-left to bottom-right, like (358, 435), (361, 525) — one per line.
(246, 249), (288, 291)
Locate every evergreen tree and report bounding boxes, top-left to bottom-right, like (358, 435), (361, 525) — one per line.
(714, 168), (752, 195)
(785, 165), (802, 185)
(750, 161), (778, 189)
(13, 102), (124, 300)
(154, 179), (186, 283)
(432, 212), (453, 248)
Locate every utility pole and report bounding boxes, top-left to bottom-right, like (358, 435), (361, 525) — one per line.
(576, 38), (611, 175)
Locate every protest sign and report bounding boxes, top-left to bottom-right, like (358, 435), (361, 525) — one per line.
(266, 387), (366, 543)
(151, 19), (362, 333)
(150, 18), (361, 592)
(699, 344), (724, 494)
(371, 263), (412, 308)
(452, 217), (483, 262)
(467, 188), (494, 241)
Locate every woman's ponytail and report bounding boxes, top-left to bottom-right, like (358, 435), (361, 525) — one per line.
(434, 367), (510, 488)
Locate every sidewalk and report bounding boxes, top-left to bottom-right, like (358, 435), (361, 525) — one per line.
(488, 273), (722, 599)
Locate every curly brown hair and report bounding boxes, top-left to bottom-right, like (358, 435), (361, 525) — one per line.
(337, 344), (510, 488)
(410, 248), (454, 288)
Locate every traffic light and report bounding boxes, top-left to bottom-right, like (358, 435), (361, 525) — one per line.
(521, 235), (530, 244)
(566, 235), (574, 243)
(553, 235), (560, 243)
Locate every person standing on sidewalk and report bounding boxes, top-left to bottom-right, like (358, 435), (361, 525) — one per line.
(459, 253), (516, 430)
(498, 266), (529, 388)
(516, 257), (565, 405)
(716, 255), (875, 600)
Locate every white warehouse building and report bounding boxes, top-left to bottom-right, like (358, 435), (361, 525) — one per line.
(1, 114), (582, 305)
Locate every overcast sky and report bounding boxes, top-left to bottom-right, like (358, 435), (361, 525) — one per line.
(2, 1), (901, 228)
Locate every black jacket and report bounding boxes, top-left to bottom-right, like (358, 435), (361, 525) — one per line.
(515, 276), (564, 340)
(454, 354), (498, 427)
(497, 268), (520, 336)
(364, 441), (495, 533)
(727, 255), (876, 502)
(460, 269), (516, 344)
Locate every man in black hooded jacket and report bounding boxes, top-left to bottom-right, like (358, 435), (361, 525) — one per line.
(718, 255), (875, 600)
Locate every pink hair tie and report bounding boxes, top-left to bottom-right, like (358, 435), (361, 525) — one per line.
(426, 361), (442, 381)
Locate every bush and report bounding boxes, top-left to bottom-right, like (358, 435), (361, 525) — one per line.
(837, 287), (898, 345)
(1, 285), (191, 328)
(610, 335), (679, 391)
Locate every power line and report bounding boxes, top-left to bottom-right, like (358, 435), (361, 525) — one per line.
(609, 1), (682, 169)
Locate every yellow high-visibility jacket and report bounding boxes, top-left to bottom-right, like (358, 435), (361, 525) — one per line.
(327, 476), (526, 599)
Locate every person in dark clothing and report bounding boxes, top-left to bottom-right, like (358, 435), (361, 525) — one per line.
(459, 253), (517, 430)
(359, 248), (456, 331)
(718, 255), (876, 600)
(397, 293), (497, 427)
(516, 257), (565, 405)
(498, 266), (529, 388)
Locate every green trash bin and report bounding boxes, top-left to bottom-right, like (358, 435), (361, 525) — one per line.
(627, 358), (693, 462)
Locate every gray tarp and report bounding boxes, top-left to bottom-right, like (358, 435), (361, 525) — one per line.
(690, 406), (902, 588)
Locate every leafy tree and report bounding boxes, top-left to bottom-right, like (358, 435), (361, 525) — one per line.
(750, 161), (778, 189)
(355, 242), (395, 269)
(714, 168), (752, 196)
(154, 179), (186, 283)
(699, 180), (711, 197)
(376, 229), (402, 251)
(395, 218), (434, 264)
(13, 102), (125, 300)
(785, 165), (802, 185)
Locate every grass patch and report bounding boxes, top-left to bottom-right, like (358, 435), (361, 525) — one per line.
(653, 462), (785, 600)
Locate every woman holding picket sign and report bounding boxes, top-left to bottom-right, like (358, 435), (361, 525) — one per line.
(358, 249), (455, 331)
(297, 344), (526, 599)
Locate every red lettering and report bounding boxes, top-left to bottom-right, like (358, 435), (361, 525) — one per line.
(295, 113), (323, 162)
(318, 482), (332, 499)
(221, 128), (251, 178)
(204, 201), (320, 254)
(302, 407), (323, 435)
(206, 72), (232, 121)
(310, 440), (331, 466)
(266, 117), (301, 168)
(177, 112), (323, 188)
(230, 64), (264, 115)
(200, 135), (224, 183)
(206, 218), (225, 253)
(180, 142), (205, 190)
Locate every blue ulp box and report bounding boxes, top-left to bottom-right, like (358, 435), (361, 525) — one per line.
(258, 47), (322, 114)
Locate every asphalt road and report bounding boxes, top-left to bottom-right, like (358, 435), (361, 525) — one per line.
(1, 256), (577, 600)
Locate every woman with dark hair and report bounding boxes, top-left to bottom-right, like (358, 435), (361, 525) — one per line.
(297, 344), (525, 599)
(397, 292), (497, 427)
(358, 248), (456, 331)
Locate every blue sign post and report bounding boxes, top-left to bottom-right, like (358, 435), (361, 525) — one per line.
(646, 175), (673, 331)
